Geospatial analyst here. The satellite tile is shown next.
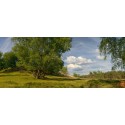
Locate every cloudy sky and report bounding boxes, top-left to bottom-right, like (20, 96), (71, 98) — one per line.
(63, 37), (112, 75)
(0, 37), (112, 75)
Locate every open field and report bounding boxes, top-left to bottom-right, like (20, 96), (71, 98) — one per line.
(0, 71), (122, 88)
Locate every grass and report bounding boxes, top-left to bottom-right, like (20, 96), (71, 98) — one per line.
(0, 71), (122, 88)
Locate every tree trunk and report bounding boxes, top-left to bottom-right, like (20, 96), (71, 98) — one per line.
(32, 70), (46, 79)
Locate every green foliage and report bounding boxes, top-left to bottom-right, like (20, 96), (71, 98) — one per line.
(0, 71), (121, 88)
(12, 37), (71, 79)
(0, 52), (4, 70)
(3, 51), (17, 69)
(73, 73), (80, 77)
(83, 71), (125, 80)
(59, 66), (68, 76)
(81, 79), (120, 88)
(99, 37), (125, 70)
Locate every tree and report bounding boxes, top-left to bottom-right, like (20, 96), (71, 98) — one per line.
(59, 66), (68, 76)
(99, 37), (125, 70)
(73, 73), (80, 77)
(12, 37), (71, 79)
(3, 51), (18, 69)
(0, 52), (4, 70)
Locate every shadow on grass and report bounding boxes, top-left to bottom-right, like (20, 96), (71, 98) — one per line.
(41, 77), (81, 81)
(0, 74), (29, 77)
(23, 82), (78, 88)
(80, 79), (120, 88)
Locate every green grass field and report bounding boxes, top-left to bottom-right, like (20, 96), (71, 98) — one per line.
(0, 71), (122, 88)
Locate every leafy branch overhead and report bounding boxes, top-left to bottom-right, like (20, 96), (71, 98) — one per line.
(99, 37), (125, 70)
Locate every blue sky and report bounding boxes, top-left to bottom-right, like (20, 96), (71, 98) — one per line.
(0, 37), (14, 53)
(63, 37), (112, 75)
(0, 37), (112, 75)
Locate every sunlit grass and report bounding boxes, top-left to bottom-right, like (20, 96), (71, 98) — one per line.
(0, 71), (121, 88)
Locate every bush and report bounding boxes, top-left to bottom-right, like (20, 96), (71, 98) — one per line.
(82, 79), (120, 88)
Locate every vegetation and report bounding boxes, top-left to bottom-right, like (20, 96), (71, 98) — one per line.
(83, 71), (125, 80)
(0, 52), (4, 70)
(73, 73), (81, 77)
(0, 37), (125, 88)
(0, 71), (121, 88)
(99, 37), (125, 70)
(59, 67), (69, 76)
(12, 37), (71, 79)
(0, 51), (17, 70)
(3, 51), (17, 69)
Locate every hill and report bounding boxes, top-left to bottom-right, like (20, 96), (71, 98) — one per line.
(0, 71), (122, 88)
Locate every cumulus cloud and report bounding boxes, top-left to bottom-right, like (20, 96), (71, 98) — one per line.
(97, 55), (105, 60)
(65, 56), (94, 65)
(65, 56), (95, 72)
(62, 38), (112, 75)
(67, 64), (82, 70)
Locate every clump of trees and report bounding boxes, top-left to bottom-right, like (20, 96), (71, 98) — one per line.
(0, 51), (17, 70)
(11, 37), (71, 79)
(83, 71), (125, 80)
(0, 37), (71, 79)
(73, 73), (81, 77)
(3, 51), (17, 69)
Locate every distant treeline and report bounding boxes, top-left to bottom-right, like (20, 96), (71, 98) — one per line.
(82, 71), (125, 80)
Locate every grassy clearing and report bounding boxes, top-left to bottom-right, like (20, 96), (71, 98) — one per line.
(0, 71), (122, 88)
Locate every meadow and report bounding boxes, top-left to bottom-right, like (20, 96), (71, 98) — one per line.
(1, 37), (125, 88)
(0, 71), (122, 88)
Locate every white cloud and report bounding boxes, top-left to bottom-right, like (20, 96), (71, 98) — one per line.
(65, 56), (94, 65)
(66, 56), (76, 64)
(97, 55), (104, 60)
(67, 64), (82, 69)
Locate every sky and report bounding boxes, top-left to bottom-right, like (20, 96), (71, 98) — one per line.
(0, 37), (112, 75)
(0, 37), (14, 53)
(63, 37), (112, 75)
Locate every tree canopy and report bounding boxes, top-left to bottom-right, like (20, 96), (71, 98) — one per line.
(3, 51), (17, 69)
(99, 37), (125, 70)
(12, 37), (71, 79)
(0, 52), (4, 70)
